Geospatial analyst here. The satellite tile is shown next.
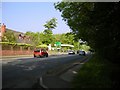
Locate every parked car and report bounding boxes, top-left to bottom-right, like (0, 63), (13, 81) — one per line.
(68, 50), (75, 54)
(34, 49), (48, 58)
(79, 50), (86, 56)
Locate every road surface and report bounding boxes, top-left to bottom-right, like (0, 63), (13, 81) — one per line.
(2, 54), (88, 88)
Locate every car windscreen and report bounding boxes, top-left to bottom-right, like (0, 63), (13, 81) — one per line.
(34, 50), (40, 52)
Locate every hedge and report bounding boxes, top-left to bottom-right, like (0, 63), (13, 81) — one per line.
(0, 42), (33, 47)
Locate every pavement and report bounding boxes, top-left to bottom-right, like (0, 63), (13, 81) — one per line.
(32, 55), (90, 89)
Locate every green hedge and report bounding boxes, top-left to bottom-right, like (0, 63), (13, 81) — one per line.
(0, 42), (33, 47)
(36, 44), (48, 48)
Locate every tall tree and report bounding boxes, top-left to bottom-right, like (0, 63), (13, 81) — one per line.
(43, 18), (57, 45)
(55, 2), (120, 63)
(44, 18), (57, 31)
(25, 31), (44, 46)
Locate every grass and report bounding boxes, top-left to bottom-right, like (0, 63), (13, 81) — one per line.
(72, 54), (120, 88)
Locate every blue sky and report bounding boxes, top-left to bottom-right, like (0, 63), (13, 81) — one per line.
(2, 2), (71, 34)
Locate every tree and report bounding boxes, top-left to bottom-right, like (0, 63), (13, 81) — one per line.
(43, 18), (57, 34)
(55, 2), (120, 63)
(2, 30), (17, 43)
(53, 33), (79, 50)
(44, 18), (57, 31)
(43, 18), (57, 45)
(25, 31), (44, 46)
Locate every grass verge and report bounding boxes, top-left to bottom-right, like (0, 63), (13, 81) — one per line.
(72, 54), (120, 88)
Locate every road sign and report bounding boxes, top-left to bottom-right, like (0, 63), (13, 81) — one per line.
(55, 42), (61, 46)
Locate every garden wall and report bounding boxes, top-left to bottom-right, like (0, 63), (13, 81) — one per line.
(0, 44), (34, 56)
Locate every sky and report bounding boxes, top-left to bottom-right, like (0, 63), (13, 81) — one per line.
(2, 2), (71, 34)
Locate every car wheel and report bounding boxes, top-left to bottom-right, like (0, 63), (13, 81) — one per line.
(39, 55), (42, 58)
(34, 55), (36, 58)
(46, 54), (48, 57)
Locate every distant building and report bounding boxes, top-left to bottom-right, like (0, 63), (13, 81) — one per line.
(18, 33), (31, 43)
(0, 23), (32, 44)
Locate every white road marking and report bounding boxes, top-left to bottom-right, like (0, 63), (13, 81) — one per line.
(39, 77), (48, 89)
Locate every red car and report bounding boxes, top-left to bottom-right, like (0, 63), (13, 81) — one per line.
(34, 49), (48, 58)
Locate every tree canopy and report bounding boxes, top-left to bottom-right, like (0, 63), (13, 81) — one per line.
(54, 2), (120, 63)
(44, 18), (57, 31)
(43, 18), (57, 45)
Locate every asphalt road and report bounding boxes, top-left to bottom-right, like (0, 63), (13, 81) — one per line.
(2, 54), (88, 88)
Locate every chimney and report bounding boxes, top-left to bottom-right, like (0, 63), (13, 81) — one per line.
(0, 23), (6, 37)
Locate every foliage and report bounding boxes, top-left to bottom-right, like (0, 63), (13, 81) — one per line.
(24, 17), (86, 50)
(17, 43), (33, 47)
(44, 18), (57, 31)
(0, 42), (33, 47)
(54, 32), (79, 50)
(0, 42), (16, 45)
(25, 17), (89, 50)
(2, 30), (17, 43)
(36, 44), (48, 48)
(54, 2), (120, 63)
(25, 31), (80, 50)
(80, 44), (90, 51)
(25, 31), (44, 46)
(43, 18), (57, 45)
